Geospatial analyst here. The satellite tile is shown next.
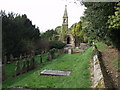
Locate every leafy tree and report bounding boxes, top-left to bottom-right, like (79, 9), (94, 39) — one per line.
(55, 26), (62, 34)
(41, 29), (57, 40)
(71, 21), (84, 46)
(108, 2), (120, 29)
(82, 2), (116, 41)
(107, 2), (120, 50)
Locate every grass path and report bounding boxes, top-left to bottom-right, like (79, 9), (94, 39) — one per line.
(3, 47), (92, 88)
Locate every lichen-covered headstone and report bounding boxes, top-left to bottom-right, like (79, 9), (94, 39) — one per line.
(40, 55), (42, 64)
(15, 61), (20, 76)
(22, 60), (26, 73)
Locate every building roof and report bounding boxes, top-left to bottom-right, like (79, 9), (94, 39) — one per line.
(63, 5), (68, 18)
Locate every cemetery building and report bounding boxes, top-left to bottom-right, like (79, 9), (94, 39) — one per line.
(56, 5), (75, 48)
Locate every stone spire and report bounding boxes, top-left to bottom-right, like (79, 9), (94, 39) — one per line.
(63, 5), (68, 18)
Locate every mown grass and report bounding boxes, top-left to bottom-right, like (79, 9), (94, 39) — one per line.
(3, 53), (48, 78)
(3, 47), (92, 88)
(95, 42), (108, 51)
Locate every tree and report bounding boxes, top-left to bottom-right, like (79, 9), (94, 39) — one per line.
(71, 21), (84, 46)
(82, 2), (116, 41)
(107, 2), (120, 50)
(41, 29), (57, 40)
(55, 26), (62, 34)
(108, 2), (120, 29)
(1, 11), (41, 58)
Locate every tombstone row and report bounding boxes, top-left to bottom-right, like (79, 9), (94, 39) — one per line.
(15, 58), (36, 76)
(3, 53), (35, 64)
(2, 55), (43, 80)
(15, 54), (43, 76)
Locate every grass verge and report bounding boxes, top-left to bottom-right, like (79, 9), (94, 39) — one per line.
(95, 42), (108, 51)
(3, 47), (92, 88)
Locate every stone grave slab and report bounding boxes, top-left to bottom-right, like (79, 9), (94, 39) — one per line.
(40, 70), (71, 76)
(73, 50), (84, 53)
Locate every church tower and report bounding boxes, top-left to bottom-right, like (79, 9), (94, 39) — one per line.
(60, 5), (75, 47)
(62, 5), (68, 31)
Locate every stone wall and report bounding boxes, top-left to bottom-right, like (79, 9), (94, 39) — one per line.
(91, 54), (106, 88)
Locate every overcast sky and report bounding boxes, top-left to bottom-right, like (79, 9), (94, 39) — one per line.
(0, 0), (85, 32)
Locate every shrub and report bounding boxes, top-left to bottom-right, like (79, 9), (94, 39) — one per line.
(49, 40), (66, 49)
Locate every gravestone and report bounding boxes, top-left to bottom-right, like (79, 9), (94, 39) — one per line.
(26, 60), (30, 72)
(31, 50), (35, 58)
(49, 52), (52, 60)
(40, 70), (72, 76)
(15, 61), (20, 76)
(4, 55), (7, 64)
(22, 60), (26, 73)
(31, 58), (35, 69)
(19, 54), (22, 60)
(2, 65), (6, 81)
(29, 60), (32, 70)
(40, 55), (42, 64)
(68, 49), (72, 54)
(24, 53), (27, 58)
(47, 52), (52, 61)
(27, 55), (30, 58)
(10, 54), (14, 62)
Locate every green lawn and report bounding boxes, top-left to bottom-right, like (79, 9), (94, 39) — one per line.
(3, 47), (92, 88)
(3, 53), (48, 78)
(95, 42), (108, 51)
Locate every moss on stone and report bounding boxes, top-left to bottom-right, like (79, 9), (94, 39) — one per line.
(96, 78), (105, 88)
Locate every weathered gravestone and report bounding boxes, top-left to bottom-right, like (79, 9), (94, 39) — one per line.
(26, 60), (30, 72)
(22, 60), (26, 73)
(24, 53), (27, 58)
(68, 49), (72, 54)
(29, 60), (32, 70)
(40, 70), (72, 76)
(46, 52), (52, 61)
(4, 55), (7, 64)
(2, 65), (6, 81)
(40, 55), (42, 64)
(19, 54), (22, 60)
(31, 58), (35, 70)
(15, 61), (20, 76)
(10, 54), (14, 62)
(31, 50), (35, 58)
(27, 55), (30, 58)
